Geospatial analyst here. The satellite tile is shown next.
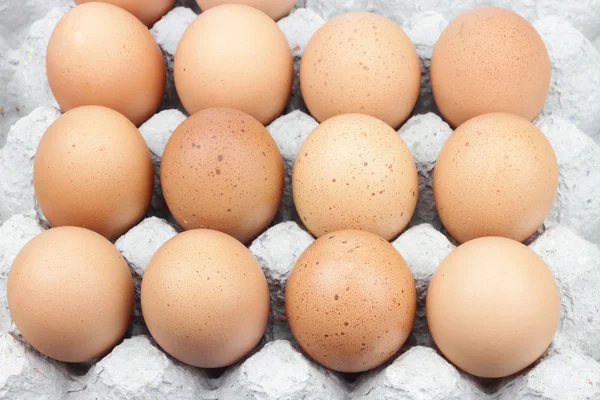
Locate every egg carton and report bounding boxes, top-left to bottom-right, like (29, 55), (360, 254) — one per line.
(0, 1), (599, 399)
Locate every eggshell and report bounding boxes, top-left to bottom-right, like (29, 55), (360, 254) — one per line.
(34, 106), (154, 241)
(433, 112), (558, 244)
(174, 4), (293, 125)
(195, 0), (295, 20)
(430, 6), (551, 128)
(160, 108), (284, 244)
(74, 0), (175, 26)
(7, 227), (134, 363)
(46, 2), (166, 126)
(300, 12), (421, 129)
(292, 114), (418, 241)
(426, 236), (560, 378)
(141, 229), (270, 368)
(286, 230), (417, 373)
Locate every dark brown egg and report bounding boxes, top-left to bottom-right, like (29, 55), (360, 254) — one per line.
(160, 108), (284, 244)
(286, 229), (417, 373)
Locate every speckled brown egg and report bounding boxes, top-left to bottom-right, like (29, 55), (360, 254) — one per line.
(46, 2), (166, 126)
(292, 114), (418, 241)
(430, 6), (551, 128)
(427, 236), (560, 378)
(160, 108), (284, 244)
(195, 0), (295, 20)
(174, 4), (293, 125)
(433, 112), (558, 244)
(7, 227), (134, 363)
(286, 229), (417, 373)
(300, 12), (421, 129)
(141, 229), (270, 368)
(73, 0), (175, 26)
(34, 106), (154, 241)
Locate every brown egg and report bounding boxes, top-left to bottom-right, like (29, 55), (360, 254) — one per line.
(46, 2), (166, 126)
(34, 106), (154, 241)
(430, 6), (551, 128)
(73, 0), (175, 26)
(195, 0), (295, 20)
(160, 108), (284, 244)
(141, 229), (270, 368)
(7, 227), (134, 363)
(433, 112), (558, 244)
(174, 4), (293, 125)
(300, 12), (421, 129)
(286, 230), (417, 373)
(426, 236), (560, 378)
(292, 114), (418, 241)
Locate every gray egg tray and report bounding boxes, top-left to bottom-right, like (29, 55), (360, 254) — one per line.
(1, 1), (599, 399)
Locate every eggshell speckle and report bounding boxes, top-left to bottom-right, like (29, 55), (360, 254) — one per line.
(160, 108), (284, 244)
(300, 12), (421, 129)
(174, 4), (293, 125)
(74, 0), (175, 26)
(141, 229), (270, 368)
(286, 230), (417, 373)
(426, 236), (560, 378)
(430, 6), (551, 128)
(433, 112), (558, 244)
(46, 2), (166, 126)
(34, 106), (154, 242)
(195, 0), (295, 21)
(7, 227), (134, 363)
(292, 114), (418, 241)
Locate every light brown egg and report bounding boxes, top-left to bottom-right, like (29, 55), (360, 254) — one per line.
(7, 227), (134, 363)
(73, 0), (175, 26)
(174, 4), (293, 125)
(433, 112), (558, 244)
(46, 2), (166, 126)
(195, 0), (295, 20)
(430, 6), (551, 128)
(34, 106), (154, 241)
(141, 229), (270, 368)
(426, 236), (560, 378)
(300, 12), (421, 129)
(160, 108), (284, 244)
(292, 114), (418, 241)
(286, 230), (417, 373)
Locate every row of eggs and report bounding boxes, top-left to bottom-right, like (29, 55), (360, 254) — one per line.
(73, 0), (298, 25)
(33, 105), (558, 246)
(8, 224), (559, 379)
(47, 2), (551, 133)
(9, 0), (561, 383)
